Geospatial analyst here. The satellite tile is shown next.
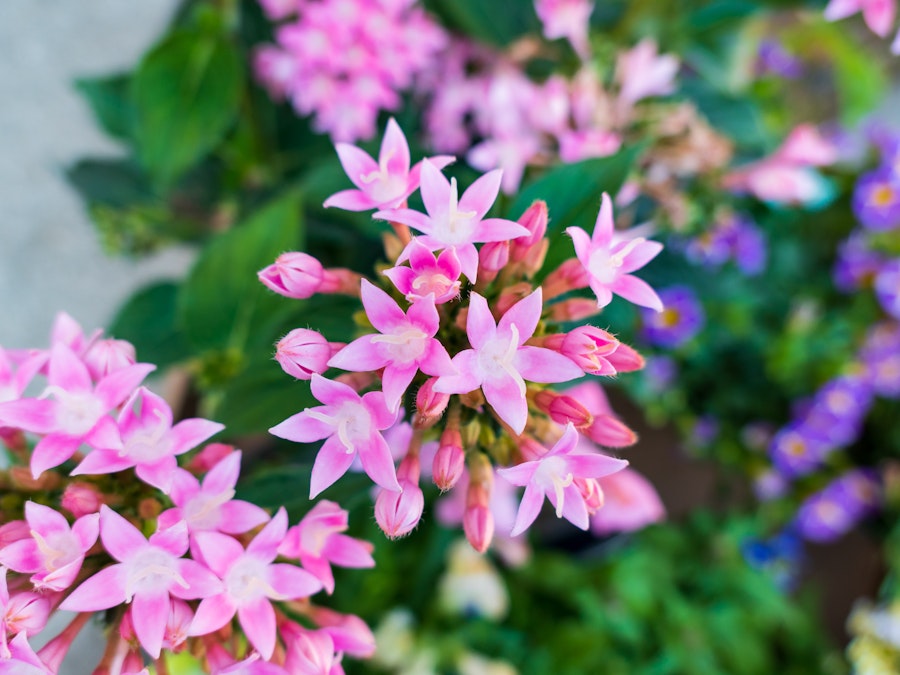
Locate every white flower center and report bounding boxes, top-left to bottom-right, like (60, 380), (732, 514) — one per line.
(224, 557), (277, 604)
(183, 489), (235, 531)
(307, 402), (372, 453)
(477, 325), (526, 396)
(50, 389), (105, 437)
(122, 410), (171, 463)
(124, 547), (187, 601)
(533, 456), (575, 518)
(436, 178), (477, 245)
(32, 529), (80, 571)
(371, 325), (428, 364)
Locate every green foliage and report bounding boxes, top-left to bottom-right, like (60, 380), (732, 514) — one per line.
(109, 282), (192, 369)
(74, 73), (133, 141)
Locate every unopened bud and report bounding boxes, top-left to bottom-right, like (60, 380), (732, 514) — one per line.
(575, 477), (604, 513)
(138, 498), (162, 520)
(335, 371), (376, 392)
(561, 326), (620, 375)
(546, 298), (601, 322)
(276, 329), (336, 380)
(532, 391), (593, 428)
(585, 414), (638, 448)
(9, 466), (60, 492)
(61, 482), (105, 517)
(433, 428), (465, 491)
(258, 252), (325, 299)
(464, 482), (494, 554)
(542, 258), (590, 300)
(519, 238), (549, 278)
(477, 241), (510, 284)
(512, 201), (548, 255)
(606, 342), (645, 372)
(495, 282), (534, 316)
(84, 338), (136, 379)
(375, 456), (423, 539)
(187, 443), (235, 474)
(414, 379), (450, 429)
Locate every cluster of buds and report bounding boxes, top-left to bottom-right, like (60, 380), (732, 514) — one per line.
(0, 315), (375, 673)
(260, 120), (666, 553)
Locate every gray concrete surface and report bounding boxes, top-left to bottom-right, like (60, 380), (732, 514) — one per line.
(0, 0), (190, 352)
(0, 1), (184, 671)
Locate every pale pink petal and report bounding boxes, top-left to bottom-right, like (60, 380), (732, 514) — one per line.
(71, 448), (132, 476)
(407, 155), (455, 193)
(169, 419), (224, 456)
(334, 144), (378, 190)
(300, 555), (335, 594)
(149, 520), (188, 557)
(0, 540), (41, 573)
(610, 275), (664, 311)
(136, 457), (179, 492)
(309, 372), (358, 405)
(72, 513), (101, 550)
(30, 434), (81, 477)
(238, 597), (277, 660)
(455, 243), (480, 282)
(360, 390), (397, 430)
(466, 292), (497, 350)
(863, 0), (895, 36)
(514, 347), (583, 383)
(406, 295), (439, 335)
(419, 340), (456, 377)
(132, 591), (170, 658)
(496, 461), (538, 487)
(498, 289), (542, 343)
(83, 415), (122, 451)
(592, 193), (615, 247)
(418, 159), (451, 220)
(268, 563), (323, 599)
(432, 350), (481, 394)
(219, 501), (271, 535)
(483, 373), (529, 434)
(406, 238), (436, 269)
(95, 363), (155, 409)
(373, 208), (432, 234)
(360, 280), (406, 334)
(127, 388), (173, 433)
(824, 0), (862, 20)
(620, 240), (664, 274)
(99, 506), (148, 562)
(310, 438), (357, 498)
(588, 280), (614, 308)
(47, 344), (91, 392)
(567, 453), (629, 478)
(381, 364), (418, 413)
(25, 501), (70, 535)
(358, 434), (401, 492)
(270, 409), (335, 443)
(328, 336), (386, 372)
(189, 594), (237, 636)
(323, 189), (376, 211)
(559, 484), (590, 529)
(510, 482), (545, 536)
(172, 559), (224, 600)
(458, 169), (503, 220)
(59, 565), (127, 611)
(381, 118), (410, 176)
(472, 218), (530, 243)
(322, 535), (375, 568)
(0, 399), (56, 434)
(194, 531), (245, 577)
(248, 508), (288, 561)
(169, 468), (201, 505)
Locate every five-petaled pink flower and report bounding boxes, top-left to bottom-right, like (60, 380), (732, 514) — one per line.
(189, 508), (323, 661)
(269, 374), (400, 496)
(72, 387), (224, 493)
(328, 280), (456, 411)
(383, 239), (463, 305)
(498, 423), (628, 535)
(0, 501), (99, 592)
(373, 159), (529, 281)
(60, 507), (223, 659)
(566, 193), (664, 312)
(324, 117), (454, 212)
(433, 289), (583, 434)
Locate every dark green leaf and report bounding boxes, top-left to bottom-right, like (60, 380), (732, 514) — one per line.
(74, 73), (133, 141)
(131, 29), (243, 187)
(426, 0), (536, 47)
(177, 189), (304, 352)
(109, 282), (191, 368)
(65, 159), (155, 209)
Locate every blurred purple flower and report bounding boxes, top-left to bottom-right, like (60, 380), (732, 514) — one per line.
(756, 40), (803, 79)
(859, 322), (900, 398)
(833, 233), (884, 292)
(794, 469), (881, 543)
(642, 355), (677, 393)
(769, 424), (832, 477)
(753, 468), (790, 501)
(640, 286), (704, 348)
(852, 168), (900, 232)
(875, 259), (900, 319)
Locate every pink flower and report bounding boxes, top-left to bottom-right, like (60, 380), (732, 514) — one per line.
(824, 0), (896, 37)
(190, 509), (323, 660)
(83, 338), (136, 380)
(1, 632), (51, 673)
(328, 280), (455, 411)
(557, 129), (622, 163)
(534, 0), (594, 59)
(498, 424), (628, 535)
(616, 39), (679, 107)
(0, 502), (99, 592)
(383, 239), (462, 305)
(283, 625), (344, 675)
(374, 454), (424, 538)
(275, 329), (338, 380)
(775, 124), (839, 166)
(157, 451), (270, 540)
(374, 160), (529, 281)
(270, 375), (400, 496)
(590, 467), (666, 535)
(324, 117), (454, 211)
(0, 570), (51, 644)
(467, 133), (543, 194)
(0, 344), (154, 478)
(71, 387), (223, 493)
(433, 289), (583, 434)
(277, 500), (374, 594)
(0, 348), (42, 405)
(60, 507), (223, 658)
(566, 193), (664, 311)
(258, 252), (327, 299)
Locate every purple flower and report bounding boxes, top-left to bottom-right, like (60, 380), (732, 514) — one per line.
(768, 424), (832, 477)
(756, 40), (803, 79)
(852, 168), (900, 231)
(833, 233), (885, 292)
(793, 469), (881, 543)
(859, 322), (900, 398)
(801, 377), (873, 446)
(640, 286), (704, 348)
(642, 355), (677, 393)
(875, 259), (900, 319)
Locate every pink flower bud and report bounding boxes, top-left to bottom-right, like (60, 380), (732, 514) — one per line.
(510, 201), (548, 262)
(61, 482), (105, 517)
(186, 442), (235, 474)
(547, 298), (601, 322)
(542, 258), (590, 300)
(464, 481), (494, 554)
(495, 282), (534, 316)
(335, 371), (376, 392)
(606, 342), (645, 372)
(519, 238), (549, 278)
(83, 338), (136, 380)
(533, 391), (593, 428)
(276, 329), (335, 380)
(585, 414), (638, 448)
(575, 477), (604, 513)
(477, 241), (510, 284)
(561, 326), (620, 375)
(433, 428), (465, 491)
(258, 252), (325, 299)
(414, 378), (450, 429)
(375, 455), (423, 539)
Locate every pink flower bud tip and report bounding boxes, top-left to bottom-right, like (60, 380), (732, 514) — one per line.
(463, 482), (494, 553)
(186, 442), (235, 474)
(433, 434), (465, 491)
(258, 252), (325, 299)
(511, 200), (549, 261)
(61, 483), (105, 517)
(414, 378), (450, 429)
(275, 329), (335, 380)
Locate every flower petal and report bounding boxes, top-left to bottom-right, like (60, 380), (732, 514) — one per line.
(323, 189), (376, 211)
(483, 373), (529, 434)
(358, 434), (401, 492)
(459, 169), (502, 220)
(611, 275), (664, 312)
(498, 289), (542, 344)
(310, 437), (357, 498)
(510, 482), (546, 537)
(59, 565), (126, 612)
(189, 594), (237, 636)
(268, 563), (323, 600)
(335, 143), (378, 190)
(514, 347), (583, 383)
(381, 118), (410, 177)
(132, 591), (170, 658)
(238, 597), (277, 660)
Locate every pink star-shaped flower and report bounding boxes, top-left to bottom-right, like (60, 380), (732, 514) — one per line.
(328, 280), (455, 411)
(269, 375), (400, 496)
(498, 423), (628, 535)
(324, 117), (454, 211)
(566, 193), (664, 311)
(383, 239), (462, 305)
(374, 160), (529, 281)
(433, 289), (583, 434)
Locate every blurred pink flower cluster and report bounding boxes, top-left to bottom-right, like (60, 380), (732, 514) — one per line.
(824, 0), (900, 53)
(0, 315), (374, 673)
(254, 0), (447, 142)
(260, 120), (666, 555)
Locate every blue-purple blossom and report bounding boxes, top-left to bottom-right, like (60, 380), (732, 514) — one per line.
(756, 40), (803, 79)
(640, 286), (705, 348)
(741, 529), (803, 591)
(793, 470), (881, 543)
(768, 424), (832, 477)
(875, 259), (900, 320)
(682, 214), (766, 276)
(833, 233), (885, 292)
(852, 168), (900, 232)
(801, 377), (873, 447)
(859, 322), (900, 398)
(642, 355), (677, 393)
(753, 468), (790, 501)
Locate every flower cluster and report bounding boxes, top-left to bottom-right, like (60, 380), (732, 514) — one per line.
(261, 120), (667, 552)
(824, 0), (900, 54)
(0, 315), (375, 673)
(680, 211), (767, 277)
(254, 0), (447, 142)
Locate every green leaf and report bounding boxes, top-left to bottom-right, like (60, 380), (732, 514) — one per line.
(74, 73), (133, 141)
(426, 0), (536, 47)
(177, 189), (304, 352)
(508, 147), (641, 276)
(66, 159), (155, 209)
(109, 282), (191, 369)
(131, 29), (243, 187)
